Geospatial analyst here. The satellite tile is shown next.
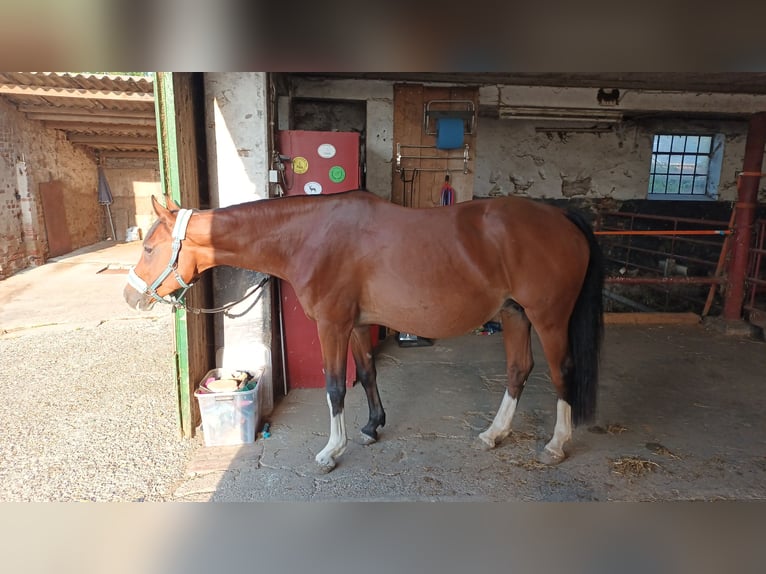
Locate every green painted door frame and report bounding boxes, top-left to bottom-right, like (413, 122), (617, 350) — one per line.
(154, 72), (210, 438)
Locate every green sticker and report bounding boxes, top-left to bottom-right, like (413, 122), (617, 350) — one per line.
(329, 165), (346, 183)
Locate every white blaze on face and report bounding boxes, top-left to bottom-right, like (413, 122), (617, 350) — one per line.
(479, 390), (518, 447)
(315, 393), (348, 469)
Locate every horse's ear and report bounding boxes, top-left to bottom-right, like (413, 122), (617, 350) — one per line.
(151, 195), (172, 220)
(166, 195), (182, 211)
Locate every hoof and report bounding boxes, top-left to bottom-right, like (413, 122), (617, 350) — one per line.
(315, 457), (336, 474)
(537, 448), (565, 466)
(475, 434), (496, 451)
(359, 432), (377, 446)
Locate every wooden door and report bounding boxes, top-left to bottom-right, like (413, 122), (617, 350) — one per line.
(392, 84), (478, 207)
(39, 181), (72, 257)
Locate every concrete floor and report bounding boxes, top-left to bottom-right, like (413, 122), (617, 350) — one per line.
(0, 240), (166, 334)
(179, 319), (766, 502)
(3, 241), (765, 501)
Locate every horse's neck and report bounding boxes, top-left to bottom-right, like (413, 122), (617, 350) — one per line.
(193, 198), (312, 280)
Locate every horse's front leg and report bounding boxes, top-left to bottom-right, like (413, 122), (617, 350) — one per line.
(350, 325), (385, 444)
(314, 321), (351, 473)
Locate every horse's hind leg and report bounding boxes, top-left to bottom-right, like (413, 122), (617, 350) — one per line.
(350, 325), (386, 445)
(529, 317), (574, 465)
(314, 321), (351, 473)
(478, 304), (533, 449)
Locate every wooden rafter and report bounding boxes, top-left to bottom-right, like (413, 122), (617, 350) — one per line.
(0, 84), (153, 102)
(67, 134), (156, 146)
(44, 121), (156, 133)
(18, 105), (155, 118)
(98, 151), (159, 159)
(29, 114), (156, 126)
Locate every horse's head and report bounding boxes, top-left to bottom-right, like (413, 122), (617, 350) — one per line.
(123, 195), (199, 311)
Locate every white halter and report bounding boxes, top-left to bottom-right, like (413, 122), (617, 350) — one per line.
(127, 209), (194, 306)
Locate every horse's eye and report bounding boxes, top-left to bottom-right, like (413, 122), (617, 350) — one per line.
(143, 246), (153, 255)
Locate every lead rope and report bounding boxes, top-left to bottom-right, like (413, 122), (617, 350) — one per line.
(173, 275), (271, 316)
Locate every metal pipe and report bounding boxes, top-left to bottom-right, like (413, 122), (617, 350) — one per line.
(606, 276), (724, 285)
(601, 211), (730, 227)
(702, 208), (738, 317)
(601, 231), (726, 249)
(397, 154), (467, 161)
(275, 280), (288, 397)
(595, 229), (730, 236)
(748, 220), (766, 310)
(723, 112), (766, 320)
(607, 245), (719, 269)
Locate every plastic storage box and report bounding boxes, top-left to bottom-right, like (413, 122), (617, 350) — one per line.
(195, 368), (260, 447)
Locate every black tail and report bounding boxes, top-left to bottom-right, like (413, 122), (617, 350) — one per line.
(564, 211), (605, 426)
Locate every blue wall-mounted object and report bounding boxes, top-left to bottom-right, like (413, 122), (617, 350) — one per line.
(436, 118), (465, 150)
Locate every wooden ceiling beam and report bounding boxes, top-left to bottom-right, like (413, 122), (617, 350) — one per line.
(98, 151), (159, 159)
(0, 84), (153, 102)
(67, 134), (157, 146)
(44, 121), (157, 133)
(90, 146), (159, 153)
(18, 105), (155, 118)
(29, 113), (155, 126)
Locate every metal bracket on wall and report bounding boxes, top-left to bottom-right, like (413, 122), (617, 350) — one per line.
(395, 143), (470, 174)
(423, 99), (476, 136)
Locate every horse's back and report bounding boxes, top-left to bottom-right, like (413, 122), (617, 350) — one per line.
(319, 190), (590, 293)
(311, 192), (591, 336)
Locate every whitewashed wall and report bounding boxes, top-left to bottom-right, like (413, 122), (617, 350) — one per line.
(205, 72), (274, 414)
(287, 78), (762, 205)
(474, 117), (749, 203)
(101, 163), (161, 241)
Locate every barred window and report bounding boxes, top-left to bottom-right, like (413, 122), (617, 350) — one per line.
(648, 134), (723, 200)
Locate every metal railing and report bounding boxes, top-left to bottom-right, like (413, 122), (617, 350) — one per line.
(744, 218), (766, 328)
(595, 210), (732, 314)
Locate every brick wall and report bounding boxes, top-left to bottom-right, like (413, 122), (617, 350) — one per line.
(0, 115), (24, 279)
(0, 99), (160, 279)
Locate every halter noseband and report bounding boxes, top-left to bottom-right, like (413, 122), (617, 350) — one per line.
(127, 208), (194, 308)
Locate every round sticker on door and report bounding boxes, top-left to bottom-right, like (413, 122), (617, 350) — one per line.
(328, 165), (346, 183)
(317, 143), (336, 159)
(292, 156), (309, 175)
(304, 181), (323, 195)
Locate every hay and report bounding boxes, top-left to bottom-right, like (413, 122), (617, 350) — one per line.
(507, 430), (537, 443)
(515, 459), (548, 471)
(610, 456), (661, 477)
(645, 442), (681, 459)
(588, 423), (628, 435)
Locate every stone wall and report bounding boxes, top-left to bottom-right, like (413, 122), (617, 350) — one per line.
(0, 115), (23, 278)
(0, 98), (161, 279)
(0, 98), (97, 278)
(474, 116), (748, 204)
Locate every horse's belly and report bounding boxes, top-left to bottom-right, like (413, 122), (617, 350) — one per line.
(361, 289), (504, 339)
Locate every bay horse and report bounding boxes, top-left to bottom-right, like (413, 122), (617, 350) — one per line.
(124, 190), (604, 472)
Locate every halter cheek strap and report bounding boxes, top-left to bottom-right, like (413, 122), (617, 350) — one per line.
(128, 208), (194, 306)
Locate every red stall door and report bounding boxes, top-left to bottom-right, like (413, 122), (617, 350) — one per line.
(277, 130), (376, 389)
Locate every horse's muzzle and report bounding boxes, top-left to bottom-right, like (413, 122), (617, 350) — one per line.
(123, 284), (156, 311)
